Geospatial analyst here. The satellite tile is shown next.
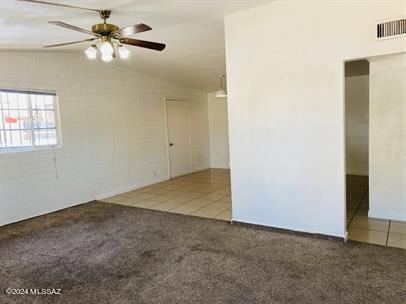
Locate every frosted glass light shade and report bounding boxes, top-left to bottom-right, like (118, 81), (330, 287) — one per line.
(101, 53), (113, 62)
(119, 46), (130, 59)
(215, 89), (227, 98)
(85, 45), (97, 60)
(100, 41), (113, 56)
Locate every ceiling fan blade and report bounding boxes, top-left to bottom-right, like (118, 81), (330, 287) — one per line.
(17, 0), (100, 12)
(113, 24), (152, 37)
(44, 38), (97, 48)
(119, 38), (166, 51)
(49, 21), (101, 37)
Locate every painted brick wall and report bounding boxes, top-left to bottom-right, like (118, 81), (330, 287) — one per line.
(0, 50), (210, 225)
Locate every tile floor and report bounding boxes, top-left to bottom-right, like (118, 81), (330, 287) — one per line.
(102, 169), (232, 221)
(347, 175), (406, 249)
(102, 172), (405, 249)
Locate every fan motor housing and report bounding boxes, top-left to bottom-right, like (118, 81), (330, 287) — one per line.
(92, 23), (119, 36)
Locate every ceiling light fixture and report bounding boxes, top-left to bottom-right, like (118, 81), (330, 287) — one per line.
(85, 44), (97, 60)
(101, 53), (113, 62)
(84, 40), (131, 62)
(118, 45), (130, 59)
(216, 74), (227, 98)
(23, 0), (167, 63)
(100, 40), (114, 56)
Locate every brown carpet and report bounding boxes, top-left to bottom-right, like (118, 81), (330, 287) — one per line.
(0, 201), (405, 304)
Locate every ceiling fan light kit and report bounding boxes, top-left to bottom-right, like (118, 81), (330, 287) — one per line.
(100, 39), (114, 56)
(85, 45), (97, 60)
(118, 45), (130, 59)
(17, 0), (166, 63)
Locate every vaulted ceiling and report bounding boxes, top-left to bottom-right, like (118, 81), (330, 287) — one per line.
(0, 0), (268, 92)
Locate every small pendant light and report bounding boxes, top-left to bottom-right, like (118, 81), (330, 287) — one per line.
(216, 74), (227, 98)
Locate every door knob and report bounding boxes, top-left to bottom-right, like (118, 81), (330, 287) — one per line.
(169, 143), (174, 146)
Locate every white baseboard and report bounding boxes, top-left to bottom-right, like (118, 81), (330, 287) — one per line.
(231, 218), (345, 239)
(1, 197), (92, 227)
(95, 176), (169, 201)
(210, 165), (230, 169)
(346, 171), (368, 176)
(192, 166), (210, 173)
(368, 210), (406, 222)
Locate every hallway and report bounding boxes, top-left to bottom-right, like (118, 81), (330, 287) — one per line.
(347, 175), (406, 249)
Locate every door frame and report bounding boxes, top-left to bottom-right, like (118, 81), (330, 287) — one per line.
(164, 96), (193, 179)
(342, 57), (371, 240)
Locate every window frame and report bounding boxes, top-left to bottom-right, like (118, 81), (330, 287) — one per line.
(0, 88), (62, 153)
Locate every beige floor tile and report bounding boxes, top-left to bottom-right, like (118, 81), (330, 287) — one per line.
(346, 208), (356, 217)
(151, 189), (171, 195)
(387, 233), (406, 249)
(121, 191), (156, 200)
(133, 200), (162, 209)
(207, 201), (231, 212)
(170, 204), (203, 215)
(348, 227), (387, 246)
(164, 197), (193, 204)
(194, 187), (214, 193)
(116, 197), (143, 206)
(106, 169), (233, 220)
(206, 185), (226, 191)
(195, 195), (221, 203)
(199, 193), (226, 200)
(191, 207), (223, 219)
(179, 186), (199, 192)
(358, 203), (369, 211)
(355, 208), (368, 216)
(169, 190), (190, 196)
(136, 186), (157, 193)
(214, 189), (231, 195)
(151, 193), (178, 202)
(346, 193), (364, 201)
(102, 195), (127, 203)
(218, 195), (231, 201)
(346, 201), (361, 209)
(389, 221), (406, 235)
(185, 199), (213, 207)
(350, 215), (389, 232)
(181, 192), (205, 199)
(215, 210), (232, 221)
(149, 202), (183, 212)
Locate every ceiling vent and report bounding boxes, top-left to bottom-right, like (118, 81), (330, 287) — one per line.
(377, 18), (406, 38)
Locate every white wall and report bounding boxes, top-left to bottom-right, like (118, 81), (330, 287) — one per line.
(225, 1), (406, 237)
(208, 92), (230, 169)
(369, 53), (406, 222)
(345, 73), (369, 176)
(0, 50), (210, 226)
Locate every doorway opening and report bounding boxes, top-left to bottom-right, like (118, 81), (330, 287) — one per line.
(345, 59), (370, 237)
(165, 98), (192, 179)
(345, 53), (406, 249)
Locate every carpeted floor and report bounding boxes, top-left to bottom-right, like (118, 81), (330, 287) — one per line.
(1, 202), (405, 304)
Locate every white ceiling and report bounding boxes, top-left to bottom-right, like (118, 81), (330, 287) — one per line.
(0, 0), (268, 92)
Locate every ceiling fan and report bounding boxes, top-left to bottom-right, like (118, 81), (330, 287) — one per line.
(17, 0), (166, 62)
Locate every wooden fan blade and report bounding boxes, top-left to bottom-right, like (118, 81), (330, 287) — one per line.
(49, 21), (101, 37)
(17, 0), (100, 12)
(119, 38), (166, 51)
(113, 24), (152, 37)
(44, 38), (97, 48)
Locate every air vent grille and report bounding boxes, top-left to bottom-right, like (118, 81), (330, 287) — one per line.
(377, 19), (406, 38)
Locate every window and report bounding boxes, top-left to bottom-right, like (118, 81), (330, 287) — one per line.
(0, 89), (60, 150)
